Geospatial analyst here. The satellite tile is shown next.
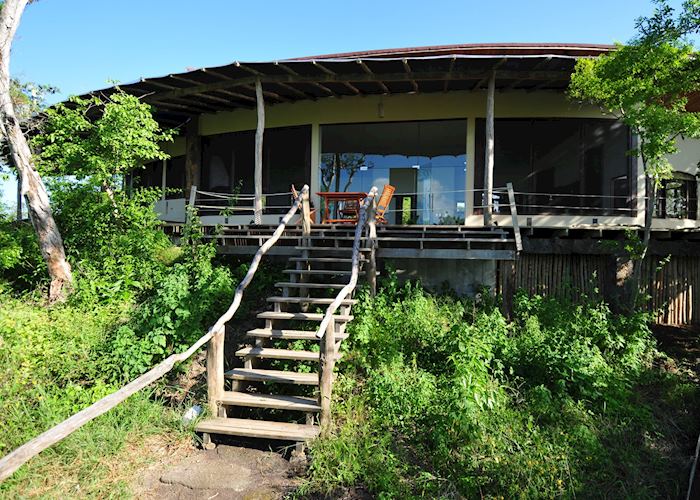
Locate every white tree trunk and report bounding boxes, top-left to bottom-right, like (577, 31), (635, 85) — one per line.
(254, 79), (265, 224)
(0, 0), (73, 301)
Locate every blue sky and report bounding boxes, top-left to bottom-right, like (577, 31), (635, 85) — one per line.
(1, 0), (687, 207)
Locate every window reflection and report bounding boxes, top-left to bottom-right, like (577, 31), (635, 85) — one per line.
(475, 118), (634, 216)
(320, 120), (467, 224)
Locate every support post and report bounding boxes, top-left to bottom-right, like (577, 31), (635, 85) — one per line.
(300, 188), (311, 309)
(483, 72), (495, 227)
(301, 188), (311, 244)
(319, 319), (336, 436)
(254, 79), (265, 224)
(366, 198), (378, 296)
(506, 182), (522, 252)
(207, 326), (225, 417)
(185, 116), (201, 197)
(161, 158), (167, 201)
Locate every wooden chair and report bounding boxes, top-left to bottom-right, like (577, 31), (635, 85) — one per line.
(375, 184), (395, 224)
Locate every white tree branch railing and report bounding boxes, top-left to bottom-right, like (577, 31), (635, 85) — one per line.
(0, 184), (310, 483)
(316, 186), (378, 434)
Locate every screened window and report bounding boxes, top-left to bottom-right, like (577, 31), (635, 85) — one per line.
(475, 118), (634, 216)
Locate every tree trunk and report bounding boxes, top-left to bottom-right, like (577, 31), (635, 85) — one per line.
(0, 0), (73, 301)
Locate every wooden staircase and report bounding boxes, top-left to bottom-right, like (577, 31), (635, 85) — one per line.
(196, 240), (370, 446)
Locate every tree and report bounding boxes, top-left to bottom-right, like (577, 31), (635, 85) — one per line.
(0, 0), (73, 301)
(320, 152), (368, 192)
(31, 90), (173, 206)
(569, 0), (700, 307)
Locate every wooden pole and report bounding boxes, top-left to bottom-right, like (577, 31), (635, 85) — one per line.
(206, 326), (225, 416)
(254, 79), (265, 224)
(0, 185), (310, 483)
(319, 319), (336, 435)
(483, 72), (495, 227)
(506, 182), (522, 252)
(366, 197), (378, 296)
(185, 116), (201, 197)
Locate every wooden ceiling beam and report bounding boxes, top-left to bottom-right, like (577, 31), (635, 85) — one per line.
(139, 78), (179, 90)
(241, 83), (290, 103)
(505, 56), (552, 90)
(471, 58), (507, 91)
(147, 68), (568, 101)
(443, 56), (457, 92)
(273, 81), (316, 100)
(402, 59), (419, 92)
(313, 61), (360, 95)
(357, 59), (389, 93)
(150, 99), (214, 115)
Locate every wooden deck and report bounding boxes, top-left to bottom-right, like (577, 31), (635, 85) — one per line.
(197, 224), (518, 260)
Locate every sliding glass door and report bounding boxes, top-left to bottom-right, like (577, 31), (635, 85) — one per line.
(320, 120), (467, 224)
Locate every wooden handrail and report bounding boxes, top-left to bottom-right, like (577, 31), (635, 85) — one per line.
(317, 186), (377, 435)
(315, 186), (378, 340)
(0, 184), (310, 483)
(506, 182), (523, 252)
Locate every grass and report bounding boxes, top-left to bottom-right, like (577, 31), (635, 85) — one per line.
(297, 280), (700, 499)
(1, 393), (190, 498)
(0, 289), (195, 498)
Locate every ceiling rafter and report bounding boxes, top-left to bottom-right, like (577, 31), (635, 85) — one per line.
(357, 59), (389, 93)
(402, 59), (419, 92)
(145, 68), (567, 102)
(471, 58), (508, 91)
(274, 62), (337, 97)
(505, 56), (553, 90)
(443, 56), (457, 92)
(313, 60), (360, 95)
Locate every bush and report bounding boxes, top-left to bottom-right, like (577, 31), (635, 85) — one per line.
(0, 209), (46, 291)
(48, 181), (173, 303)
(302, 277), (697, 498)
(104, 241), (234, 382)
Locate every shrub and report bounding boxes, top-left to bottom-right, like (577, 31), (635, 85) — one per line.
(0, 210), (46, 291)
(302, 276), (695, 499)
(48, 180), (173, 304)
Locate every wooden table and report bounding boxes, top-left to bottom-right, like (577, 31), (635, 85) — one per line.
(317, 191), (367, 224)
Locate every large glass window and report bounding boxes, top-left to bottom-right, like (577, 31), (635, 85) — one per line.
(475, 118), (634, 216)
(320, 120), (467, 224)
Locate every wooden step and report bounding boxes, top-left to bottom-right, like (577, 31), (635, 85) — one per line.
(219, 391), (320, 411)
(275, 282), (346, 289)
(225, 368), (318, 385)
(257, 311), (353, 322)
(283, 269), (365, 276)
(196, 417), (319, 441)
(247, 328), (348, 341)
(236, 346), (320, 361)
(267, 296), (357, 306)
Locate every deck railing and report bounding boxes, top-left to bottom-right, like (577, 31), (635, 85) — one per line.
(314, 186), (379, 433)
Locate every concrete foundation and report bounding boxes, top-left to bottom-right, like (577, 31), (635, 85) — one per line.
(384, 258), (497, 296)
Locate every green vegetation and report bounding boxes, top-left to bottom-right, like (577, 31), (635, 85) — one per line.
(300, 276), (700, 498)
(0, 88), (240, 496)
(0, 196), (235, 496)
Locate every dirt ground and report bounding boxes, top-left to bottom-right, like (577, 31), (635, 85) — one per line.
(133, 440), (303, 499)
